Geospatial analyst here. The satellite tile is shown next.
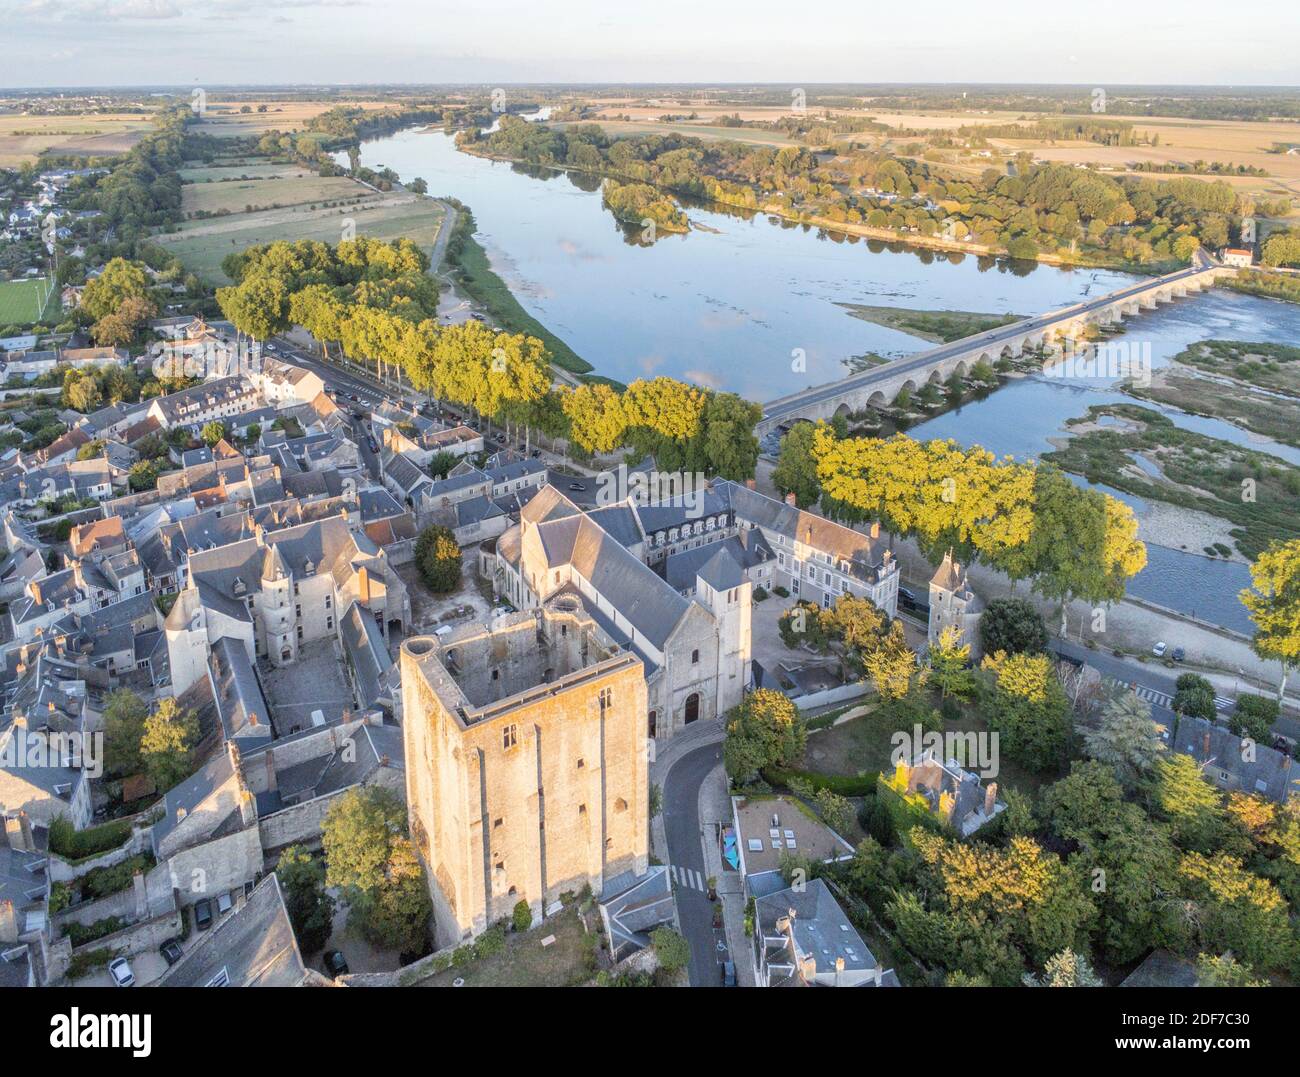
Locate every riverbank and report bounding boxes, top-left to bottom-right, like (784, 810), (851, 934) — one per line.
(438, 197), (595, 378)
(836, 303), (1023, 343)
(1043, 402), (1300, 559)
(455, 139), (1187, 278)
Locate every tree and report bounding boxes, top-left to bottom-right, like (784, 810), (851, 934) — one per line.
(771, 420), (822, 508)
(863, 621), (919, 702)
(140, 697), (199, 791)
(1195, 953), (1268, 987)
(979, 651), (1071, 771)
(102, 688), (148, 778)
(1022, 949), (1103, 987)
(722, 689), (806, 783)
(978, 597), (1048, 655)
(1231, 694), (1279, 743)
(1172, 672), (1216, 721)
(560, 383), (627, 455)
(1178, 851), (1290, 970)
(277, 845), (336, 954)
(650, 926), (690, 974)
(200, 420), (227, 447)
(322, 787), (431, 955)
(814, 788), (853, 834)
(80, 257), (151, 322)
(1154, 753), (1226, 853)
(929, 624), (974, 699)
(1240, 539), (1300, 699)
(414, 524), (461, 593)
(62, 372), (102, 413)
(1084, 689), (1165, 789)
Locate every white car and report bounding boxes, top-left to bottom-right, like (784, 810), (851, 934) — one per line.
(108, 957), (135, 987)
(1152, 641), (1168, 658)
(434, 625), (454, 637)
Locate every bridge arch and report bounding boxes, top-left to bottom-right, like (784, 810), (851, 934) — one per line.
(952, 360), (968, 380)
(867, 390), (887, 409)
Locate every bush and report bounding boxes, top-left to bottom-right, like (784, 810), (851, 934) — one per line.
(978, 597), (1048, 655)
(49, 815), (134, 861)
(511, 899), (532, 933)
(65, 916), (127, 946)
(1172, 673), (1216, 720)
(1232, 694), (1280, 742)
(752, 586), (768, 602)
(65, 947), (115, 980)
(651, 926), (690, 974)
(765, 765), (877, 797)
(773, 586), (789, 598)
(80, 853), (154, 900)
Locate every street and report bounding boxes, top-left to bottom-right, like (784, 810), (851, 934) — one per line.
(660, 741), (729, 988)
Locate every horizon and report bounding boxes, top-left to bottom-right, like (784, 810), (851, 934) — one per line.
(5, 0), (1299, 90)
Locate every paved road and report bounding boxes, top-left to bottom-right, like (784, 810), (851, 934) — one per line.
(1049, 636), (1300, 743)
(661, 741), (727, 988)
(762, 261), (1218, 420)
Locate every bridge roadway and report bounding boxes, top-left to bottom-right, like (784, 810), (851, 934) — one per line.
(756, 255), (1227, 436)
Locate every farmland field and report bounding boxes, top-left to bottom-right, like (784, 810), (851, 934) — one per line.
(0, 113), (152, 166)
(181, 173), (372, 217)
(154, 195), (445, 283)
(0, 277), (60, 325)
(189, 100), (393, 139)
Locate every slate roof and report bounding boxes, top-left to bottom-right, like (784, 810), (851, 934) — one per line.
(340, 600), (395, 712)
(210, 636), (272, 746)
(158, 874), (310, 987)
(1174, 715), (1299, 803)
(151, 748), (235, 850)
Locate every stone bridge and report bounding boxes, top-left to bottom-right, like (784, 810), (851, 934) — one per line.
(756, 261), (1231, 439)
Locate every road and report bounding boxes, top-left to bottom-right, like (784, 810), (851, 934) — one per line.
(660, 741), (728, 988)
(1049, 637), (1300, 743)
(762, 261), (1218, 421)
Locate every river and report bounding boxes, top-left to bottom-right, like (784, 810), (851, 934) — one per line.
(346, 126), (1300, 634)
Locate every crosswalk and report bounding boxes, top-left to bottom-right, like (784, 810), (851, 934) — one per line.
(1121, 681), (1235, 714)
(669, 864), (707, 892)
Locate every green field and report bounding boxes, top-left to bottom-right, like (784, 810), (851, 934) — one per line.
(154, 197), (446, 284)
(0, 277), (60, 325)
(181, 173), (372, 217)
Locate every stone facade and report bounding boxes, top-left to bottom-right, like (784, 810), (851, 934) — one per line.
(927, 550), (984, 660)
(401, 604), (650, 946)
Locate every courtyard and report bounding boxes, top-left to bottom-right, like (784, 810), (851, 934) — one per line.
(260, 637), (354, 735)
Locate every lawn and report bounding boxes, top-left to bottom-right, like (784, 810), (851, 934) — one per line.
(800, 698), (1052, 799)
(415, 907), (597, 987)
(181, 174), (371, 217)
(154, 196), (445, 284)
(0, 277), (60, 324)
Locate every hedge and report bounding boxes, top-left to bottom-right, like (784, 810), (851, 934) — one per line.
(763, 766), (878, 797)
(49, 815), (134, 862)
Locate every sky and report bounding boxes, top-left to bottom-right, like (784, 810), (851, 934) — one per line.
(3, 0), (1298, 89)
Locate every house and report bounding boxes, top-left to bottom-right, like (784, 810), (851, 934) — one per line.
(0, 811), (48, 988)
(753, 877), (898, 987)
(1171, 715), (1300, 803)
(0, 721), (93, 831)
(158, 874), (321, 987)
(1220, 247), (1254, 268)
(731, 795), (855, 882)
(883, 750), (1005, 837)
(145, 376), (262, 431)
(250, 356), (325, 408)
(928, 550), (984, 659)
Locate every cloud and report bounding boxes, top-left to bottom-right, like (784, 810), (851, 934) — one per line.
(19, 0), (359, 18)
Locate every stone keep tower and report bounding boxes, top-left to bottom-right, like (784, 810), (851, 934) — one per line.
(927, 550), (985, 660)
(401, 602), (650, 946)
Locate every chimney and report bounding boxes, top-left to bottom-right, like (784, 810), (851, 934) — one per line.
(745, 478), (756, 490)
(132, 871), (148, 921)
(1203, 731), (1211, 757)
(984, 781), (998, 816)
(834, 955), (845, 986)
(239, 788), (256, 828)
(358, 566), (370, 605)
(3, 811), (35, 853)
(784, 491), (797, 506)
(264, 750), (277, 792)
(869, 521), (880, 539)
(0, 900), (16, 945)
(800, 955), (817, 983)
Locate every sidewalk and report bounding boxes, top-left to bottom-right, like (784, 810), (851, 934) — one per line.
(698, 760), (756, 987)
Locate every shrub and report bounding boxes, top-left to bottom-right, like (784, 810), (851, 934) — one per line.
(511, 899), (532, 933)
(65, 947), (115, 980)
(65, 916), (127, 946)
(414, 524), (462, 593)
(49, 815), (134, 861)
(1232, 694), (1280, 742)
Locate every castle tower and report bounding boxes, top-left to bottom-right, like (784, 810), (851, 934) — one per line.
(927, 550), (985, 660)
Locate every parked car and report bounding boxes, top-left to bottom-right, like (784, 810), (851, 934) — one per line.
(194, 898), (213, 931)
(323, 950), (350, 977)
(367, 436), (379, 453)
(1172, 646), (1186, 662)
(108, 957), (135, 987)
(216, 891), (233, 915)
(720, 960), (736, 987)
(1152, 641), (1168, 658)
(567, 482), (585, 492)
(159, 938), (184, 966)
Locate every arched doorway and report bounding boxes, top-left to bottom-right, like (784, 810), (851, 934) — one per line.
(684, 693), (699, 725)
